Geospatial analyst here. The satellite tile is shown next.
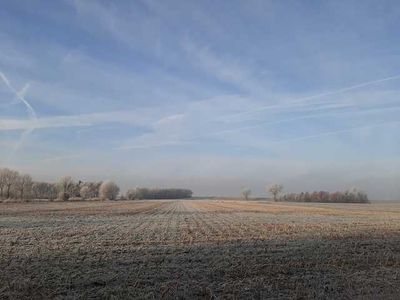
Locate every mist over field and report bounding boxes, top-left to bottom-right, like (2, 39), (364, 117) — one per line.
(5, 157), (400, 200)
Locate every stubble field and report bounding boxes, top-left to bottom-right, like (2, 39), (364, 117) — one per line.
(1, 200), (400, 299)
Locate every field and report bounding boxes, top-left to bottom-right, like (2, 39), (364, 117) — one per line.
(1, 200), (400, 299)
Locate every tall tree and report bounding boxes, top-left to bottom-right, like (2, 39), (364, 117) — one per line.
(2, 168), (19, 199)
(267, 184), (283, 201)
(16, 174), (33, 200)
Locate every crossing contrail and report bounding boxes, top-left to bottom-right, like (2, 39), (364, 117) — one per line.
(0, 73), (36, 120)
(0, 71), (37, 150)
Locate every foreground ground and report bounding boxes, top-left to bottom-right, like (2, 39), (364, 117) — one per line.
(1, 200), (400, 299)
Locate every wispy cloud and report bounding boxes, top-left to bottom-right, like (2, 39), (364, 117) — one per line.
(182, 39), (267, 95)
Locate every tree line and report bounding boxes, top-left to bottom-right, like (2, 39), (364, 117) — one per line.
(126, 188), (192, 200)
(241, 184), (369, 203)
(278, 189), (369, 203)
(0, 167), (193, 202)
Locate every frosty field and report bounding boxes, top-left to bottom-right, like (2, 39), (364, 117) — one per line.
(1, 200), (400, 299)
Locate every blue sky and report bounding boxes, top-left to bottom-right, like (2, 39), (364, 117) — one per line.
(1, 0), (400, 199)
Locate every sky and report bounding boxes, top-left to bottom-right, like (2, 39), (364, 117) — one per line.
(0, 0), (400, 199)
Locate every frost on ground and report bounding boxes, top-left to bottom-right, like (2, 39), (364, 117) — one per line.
(1, 200), (400, 299)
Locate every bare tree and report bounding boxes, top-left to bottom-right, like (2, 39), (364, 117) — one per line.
(126, 188), (137, 200)
(32, 182), (58, 200)
(241, 188), (251, 200)
(57, 176), (75, 201)
(16, 174), (33, 200)
(99, 181), (120, 200)
(58, 176), (75, 193)
(268, 184), (283, 201)
(2, 168), (19, 199)
(0, 168), (6, 198)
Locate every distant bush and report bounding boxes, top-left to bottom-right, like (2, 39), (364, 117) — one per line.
(279, 188), (369, 203)
(132, 188), (192, 200)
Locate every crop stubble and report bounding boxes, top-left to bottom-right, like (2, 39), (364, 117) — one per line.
(1, 200), (400, 299)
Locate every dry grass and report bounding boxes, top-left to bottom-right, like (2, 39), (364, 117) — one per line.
(1, 199), (400, 299)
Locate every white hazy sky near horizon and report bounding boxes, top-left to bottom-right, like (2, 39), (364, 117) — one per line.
(0, 0), (400, 200)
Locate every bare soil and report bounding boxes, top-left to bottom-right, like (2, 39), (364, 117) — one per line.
(1, 200), (399, 299)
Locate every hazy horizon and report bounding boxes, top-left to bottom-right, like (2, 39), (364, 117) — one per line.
(1, 1), (399, 200)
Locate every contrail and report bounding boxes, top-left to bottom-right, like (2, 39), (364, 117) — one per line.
(270, 120), (400, 145)
(206, 104), (400, 137)
(18, 83), (30, 100)
(0, 71), (37, 150)
(228, 74), (400, 119)
(219, 100), (348, 123)
(0, 74), (36, 120)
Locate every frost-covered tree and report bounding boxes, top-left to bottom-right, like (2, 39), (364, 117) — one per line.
(99, 181), (120, 200)
(57, 176), (76, 201)
(268, 184), (283, 201)
(126, 188), (137, 200)
(241, 188), (251, 200)
(80, 182), (102, 199)
(277, 188), (369, 203)
(58, 176), (75, 193)
(80, 186), (90, 200)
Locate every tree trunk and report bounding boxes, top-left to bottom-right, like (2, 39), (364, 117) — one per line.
(6, 185), (11, 198)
